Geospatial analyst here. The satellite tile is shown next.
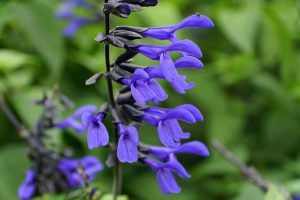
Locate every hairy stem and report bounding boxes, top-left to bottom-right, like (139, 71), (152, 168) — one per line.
(103, 1), (122, 199)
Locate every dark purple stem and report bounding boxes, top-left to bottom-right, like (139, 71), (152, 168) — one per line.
(103, 1), (122, 199)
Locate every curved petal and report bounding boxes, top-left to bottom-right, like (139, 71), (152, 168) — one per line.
(87, 122), (109, 149)
(175, 104), (204, 122)
(172, 14), (214, 31)
(63, 17), (93, 38)
(131, 80), (156, 105)
(163, 155), (191, 179)
(169, 76), (195, 94)
(160, 53), (179, 82)
(134, 45), (164, 60)
(165, 40), (202, 58)
(161, 120), (191, 142)
(81, 112), (96, 129)
(144, 107), (168, 115)
(68, 118), (85, 133)
(142, 14), (214, 40)
(174, 141), (209, 157)
(72, 105), (98, 118)
(18, 183), (36, 200)
(147, 79), (168, 102)
(18, 170), (36, 200)
(158, 121), (181, 147)
(142, 157), (161, 171)
(161, 108), (196, 123)
(148, 146), (170, 160)
(130, 68), (149, 83)
(160, 53), (194, 94)
(142, 113), (161, 126)
(157, 169), (181, 194)
(117, 134), (138, 163)
(144, 66), (164, 79)
(55, 118), (85, 133)
(174, 56), (204, 69)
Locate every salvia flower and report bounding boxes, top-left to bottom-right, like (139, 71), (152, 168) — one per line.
(55, 104), (109, 149)
(142, 104), (203, 147)
(293, 194), (300, 200)
(56, 0), (100, 37)
(55, 105), (97, 133)
(82, 111), (109, 149)
(128, 40), (202, 94)
(56, 0), (92, 19)
(58, 155), (103, 188)
(120, 68), (167, 105)
(147, 141), (210, 160)
(18, 169), (37, 200)
(142, 155), (191, 194)
(90, 1), (213, 195)
(145, 56), (204, 79)
(132, 39), (202, 60)
(142, 14), (214, 41)
(144, 55), (204, 94)
(117, 124), (139, 163)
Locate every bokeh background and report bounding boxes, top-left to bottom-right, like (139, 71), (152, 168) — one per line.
(0, 0), (300, 199)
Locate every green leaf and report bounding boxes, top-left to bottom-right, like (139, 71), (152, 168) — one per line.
(217, 1), (261, 52)
(0, 144), (29, 200)
(11, 87), (43, 127)
(11, 0), (65, 78)
(0, 3), (12, 37)
(234, 184), (264, 200)
(264, 185), (287, 200)
(33, 194), (66, 200)
(100, 194), (128, 200)
(0, 49), (33, 72)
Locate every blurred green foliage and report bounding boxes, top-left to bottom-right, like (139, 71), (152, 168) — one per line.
(0, 0), (300, 199)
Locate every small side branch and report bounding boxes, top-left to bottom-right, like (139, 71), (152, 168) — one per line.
(212, 139), (270, 191)
(212, 139), (293, 199)
(0, 93), (30, 138)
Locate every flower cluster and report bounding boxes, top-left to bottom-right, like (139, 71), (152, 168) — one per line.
(19, 156), (103, 200)
(56, 0), (102, 37)
(56, 0), (214, 194)
(15, 93), (104, 200)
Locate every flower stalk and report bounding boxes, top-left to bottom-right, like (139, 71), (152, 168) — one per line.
(103, 0), (122, 198)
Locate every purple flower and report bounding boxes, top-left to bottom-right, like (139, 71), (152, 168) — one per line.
(160, 53), (195, 94)
(82, 112), (109, 149)
(56, 0), (92, 19)
(63, 18), (96, 37)
(145, 56), (204, 79)
(56, 0), (99, 37)
(132, 39), (202, 60)
(293, 194), (300, 200)
(117, 124), (139, 163)
(148, 141), (209, 160)
(142, 155), (191, 194)
(144, 56), (204, 94)
(143, 104), (203, 147)
(120, 69), (167, 105)
(130, 40), (202, 94)
(58, 155), (103, 188)
(55, 105), (97, 133)
(142, 14), (214, 41)
(18, 169), (36, 200)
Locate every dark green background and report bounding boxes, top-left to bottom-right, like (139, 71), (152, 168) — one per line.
(0, 0), (299, 199)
